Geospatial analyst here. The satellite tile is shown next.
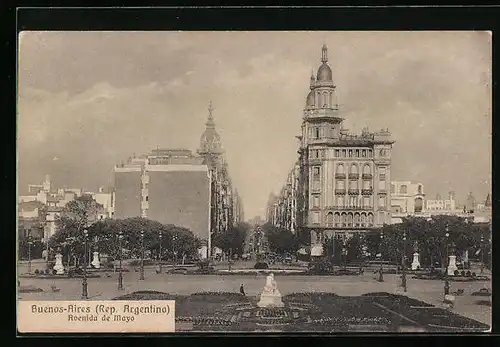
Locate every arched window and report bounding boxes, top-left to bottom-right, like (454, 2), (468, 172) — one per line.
(363, 164), (371, 175)
(322, 92), (327, 107)
(360, 213), (366, 225)
(415, 197), (423, 213)
(334, 213), (341, 226)
(367, 213), (374, 225)
(354, 213), (360, 225)
(326, 212), (334, 226)
(391, 184), (395, 194)
(317, 92), (321, 106)
(347, 213), (353, 227)
(400, 185), (408, 194)
(315, 127), (320, 139)
(418, 185), (422, 194)
(337, 164), (344, 174)
(350, 164), (358, 175)
(329, 92), (333, 106)
(341, 213), (347, 226)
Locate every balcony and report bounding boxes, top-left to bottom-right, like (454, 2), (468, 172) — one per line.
(335, 189), (346, 195)
(348, 189), (359, 195)
(361, 189), (373, 195)
(335, 173), (346, 179)
(378, 189), (387, 195)
(348, 173), (359, 180)
(379, 174), (386, 180)
(362, 173), (373, 179)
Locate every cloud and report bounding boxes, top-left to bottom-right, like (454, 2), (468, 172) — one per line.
(17, 31), (492, 217)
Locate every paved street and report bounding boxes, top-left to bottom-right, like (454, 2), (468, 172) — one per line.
(18, 263), (491, 327)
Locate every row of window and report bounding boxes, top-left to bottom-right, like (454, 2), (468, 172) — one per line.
(312, 165), (386, 178)
(390, 184), (423, 195)
(312, 195), (386, 208)
(309, 148), (377, 159)
(311, 211), (375, 225)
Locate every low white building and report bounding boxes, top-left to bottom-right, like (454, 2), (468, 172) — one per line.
(390, 181), (426, 224)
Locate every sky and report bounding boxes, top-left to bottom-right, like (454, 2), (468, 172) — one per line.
(17, 31), (492, 219)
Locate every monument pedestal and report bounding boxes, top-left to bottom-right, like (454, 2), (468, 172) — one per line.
(91, 252), (100, 269)
(411, 252), (421, 270)
(257, 291), (285, 308)
(257, 273), (285, 308)
(447, 255), (458, 276)
(53, 254), (65, 275)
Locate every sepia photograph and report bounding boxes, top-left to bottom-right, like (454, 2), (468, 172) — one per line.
(17, 30), (492, 333)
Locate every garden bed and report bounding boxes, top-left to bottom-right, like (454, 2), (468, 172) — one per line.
(217, 269), (306, 275)
(19, 285), (44, 293)
(19, 273), (102, 279)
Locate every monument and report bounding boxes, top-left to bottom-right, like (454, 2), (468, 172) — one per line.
(53, 253), (65, 275)
(411, 252), (421, 270)
(91, 252), (100, 269)
(448, 255), (458, 276)
(257, 273), (284, 308)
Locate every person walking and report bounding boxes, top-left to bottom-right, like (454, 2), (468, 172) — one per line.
(240, 284), (245, 296)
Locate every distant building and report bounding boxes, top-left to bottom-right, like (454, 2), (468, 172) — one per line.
(426, 191), (456, 214)
(390, 181), (426, 224)
(269, 162), (300, 233)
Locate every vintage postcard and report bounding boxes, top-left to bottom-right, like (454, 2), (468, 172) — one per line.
(17, 31), (491, 333)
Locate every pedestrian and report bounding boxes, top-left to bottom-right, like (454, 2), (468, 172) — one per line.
(240, 284), (245, 296)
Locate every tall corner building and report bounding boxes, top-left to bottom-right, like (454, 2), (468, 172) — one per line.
(113, 102), (239, 259)
(295, 45), (395, 255)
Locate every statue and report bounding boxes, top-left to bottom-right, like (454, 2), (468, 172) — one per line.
(257, 273), (284, 308)
(53, 253), (65, 275)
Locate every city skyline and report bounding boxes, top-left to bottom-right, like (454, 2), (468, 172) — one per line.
(18, 31), (492, 219)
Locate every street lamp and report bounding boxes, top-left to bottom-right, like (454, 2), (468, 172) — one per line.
(480, 234), (484, 274)
(378, 232), (384, 282)
(118, 231), (124, 290)
(172, 234), (178, 265)
(140, 230), (145, 280)
(82, 229), (89, 299)
(401, 230), (407, 292)
(158, 231), (163, 274)
(444, 225), (450, 296)
(27, 229), (33, 274)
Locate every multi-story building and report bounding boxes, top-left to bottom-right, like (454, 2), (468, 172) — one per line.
(113, 102), (240, 258)
(232, 189), (245, 225)
(390, 181), (426, 223)
(269, 162), (300, 233)
(284, 45), (395, 256)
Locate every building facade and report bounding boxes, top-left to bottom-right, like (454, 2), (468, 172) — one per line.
(278, 45), (395, 256)
(390, 181), (426, 223)
(113, 102), (241, 258)
(268, 162), (300, 233)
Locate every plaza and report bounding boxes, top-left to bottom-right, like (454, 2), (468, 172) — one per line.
(18, 261), (491, 330)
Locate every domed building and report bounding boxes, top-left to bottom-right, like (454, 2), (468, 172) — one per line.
(270, 45), (395, 257)
(113, 101), (243, 260)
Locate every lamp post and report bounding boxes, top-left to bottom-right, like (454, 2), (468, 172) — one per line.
(378, 232), (384, 282)
(27, 229), (33, 274)
(140, 230), (145, 280)
(172, 234), (178, 265)
(118, 231), (124, 290)
(158, 231), (163, 274)
(82, 229), (89, 299)
(444, 226), (450, 296)
(401, 230), (407, 292)
(480, 234), (484, 274)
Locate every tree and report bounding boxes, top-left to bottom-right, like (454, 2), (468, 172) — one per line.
(261, 223), (299, 256)
(212, 222), (249, 257)
(345, 233), (364, 263)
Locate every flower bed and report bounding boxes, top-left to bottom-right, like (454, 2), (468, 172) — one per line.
(189, 291), (249, 303)
(176, 316), (233, 326)
(112, 291), (179, 301)
(19, 285), (44, 293)
(19, 273), (102, 279)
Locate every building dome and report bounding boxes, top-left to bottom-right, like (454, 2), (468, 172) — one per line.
(317, 63), (333, 81)
(199, 130), (222, 153)
(306, 90), (315, 106)
(199, 101), (223, 154)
